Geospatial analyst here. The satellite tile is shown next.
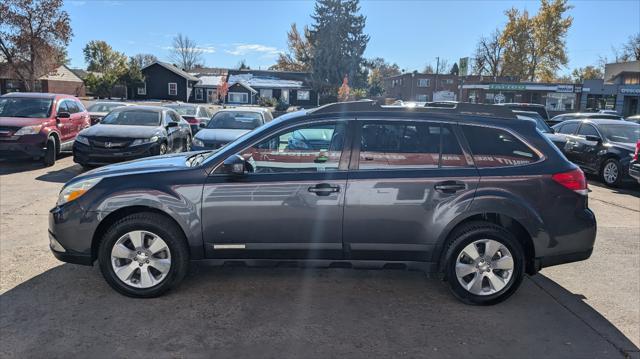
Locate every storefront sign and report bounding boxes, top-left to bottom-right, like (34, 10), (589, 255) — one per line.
(620, 88), (640, 95)
(459, 57), (469, 77)
(555, 85), (574, 93)
(488, 84), (526, 91)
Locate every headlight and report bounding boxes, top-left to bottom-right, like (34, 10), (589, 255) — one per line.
(57, 178), (101, 206)
(192, 137), (204, 147)
(131, 136), (159, 146)
(75, 135), (90, 146)
(14, 125), (42, 136)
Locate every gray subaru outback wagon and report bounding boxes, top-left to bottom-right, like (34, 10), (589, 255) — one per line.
(49, 101), (596, 305)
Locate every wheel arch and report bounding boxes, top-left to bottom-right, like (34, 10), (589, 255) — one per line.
(91, 205), (203, 262)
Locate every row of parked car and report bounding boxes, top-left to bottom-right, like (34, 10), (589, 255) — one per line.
(1, 92), (638, 187)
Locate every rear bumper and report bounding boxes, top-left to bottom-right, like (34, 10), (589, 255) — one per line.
(536, 247), (593, 270)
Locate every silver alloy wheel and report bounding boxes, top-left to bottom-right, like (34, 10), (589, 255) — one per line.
(455, 239), (514, 296)
(186, 137), (191, 151)
(603, 161), (618, 184)
(159, 143), (167, 155)
(110, 230), (171, 288)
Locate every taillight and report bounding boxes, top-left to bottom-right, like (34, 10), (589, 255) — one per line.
(552, 168), (588, 195)
(183, 117), (198, 124)
(633, 141), (640, 161)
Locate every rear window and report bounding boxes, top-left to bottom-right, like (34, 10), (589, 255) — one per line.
(461, 125), (540, 167)
(207, 111), (263, 130)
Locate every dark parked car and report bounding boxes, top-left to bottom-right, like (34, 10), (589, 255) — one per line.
(550, 119), (640, 186)
(73, 106), (192, 167)
(0, 92), (89, 166)
(50, 101), (596, 305)
(496, 103), (549, 121)
(548, 112), (622, 127)
(162, 103), (212, 134)
(87, 101), (131, 125)
(191, 108), (272, 150)
(629, 142), (640, 184)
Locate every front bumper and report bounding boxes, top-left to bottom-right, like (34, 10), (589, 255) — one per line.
(0, 139), (46, 158)
(73, 141), (160, 165)
(49, 201), (100, 266)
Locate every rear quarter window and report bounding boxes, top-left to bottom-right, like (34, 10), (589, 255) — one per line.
(461, 125), (540, 167)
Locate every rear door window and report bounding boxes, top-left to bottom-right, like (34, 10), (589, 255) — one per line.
(358, 121), (469, 170)
(461, 125), (540, 167)
(577, 124), (599, 138)
(558, 122), (579, 134)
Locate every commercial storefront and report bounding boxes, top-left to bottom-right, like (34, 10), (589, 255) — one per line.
(580, 60), (640, 117)
(461, 82), (582, 114)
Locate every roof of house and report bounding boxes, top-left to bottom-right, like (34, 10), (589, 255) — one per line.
(230, 81), (258, 94)
(228, 73), (306, 89)
(0, 64), (83, 83)
(142, 61), (200, 82)
(196, 75), (225, 87)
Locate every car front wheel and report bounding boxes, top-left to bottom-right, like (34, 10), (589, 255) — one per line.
(98, 212), (189, 298)
(601, 158), (622, 187)
(43, 138), (56, 166)
(444, 221), (525, 305)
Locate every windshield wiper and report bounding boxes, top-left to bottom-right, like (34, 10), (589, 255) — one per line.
(187, 152), (211, 167)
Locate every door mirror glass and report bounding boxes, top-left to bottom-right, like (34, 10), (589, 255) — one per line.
(223, 154), (250, 175)
(57, 112), (71, 119)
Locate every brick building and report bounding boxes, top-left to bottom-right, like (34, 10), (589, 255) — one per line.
(384, 72), (460, 102)
(0, 65), (85, 97)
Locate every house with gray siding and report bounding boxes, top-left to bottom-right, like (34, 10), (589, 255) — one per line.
(134, 62), (199, 102)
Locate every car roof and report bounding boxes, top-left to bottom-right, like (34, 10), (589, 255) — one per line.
(163, 103), (200, 108)
(216, 107), (268, 113)
(0, 92), (70, 99)
(553, 112), (620, 118)
(561, 118), (632, 126)
(112, 105), (166, 113)
(513, 110), (541, 116)
(498, 102), (545, 108)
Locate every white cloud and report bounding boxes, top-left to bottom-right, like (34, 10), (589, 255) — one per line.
(224, 44), (282, 58)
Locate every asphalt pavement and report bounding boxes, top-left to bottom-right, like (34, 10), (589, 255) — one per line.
(1, 156), (638, 358)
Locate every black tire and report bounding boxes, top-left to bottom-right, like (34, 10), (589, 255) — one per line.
(443, 221), (525, 305)
(185, 136), (192, 152)
(98, 212), (189, 298)
(158, 142), (168, 155)
(43, 137), (56, 167)
(600, 158), (622, 187)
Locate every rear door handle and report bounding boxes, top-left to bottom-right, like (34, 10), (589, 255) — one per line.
(434, 182), (466, 193)
(308, 183), (340, 196)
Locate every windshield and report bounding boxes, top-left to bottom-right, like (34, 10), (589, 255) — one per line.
(88, 103), (125, 112)
(0, 97), (53, 118)
(165, 106), (197, 116)
(207, 111), (263, 130)
(100, 110), (161, 126)
(599, 124), (640, 143)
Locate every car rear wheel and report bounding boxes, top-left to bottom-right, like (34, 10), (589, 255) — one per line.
(601, 158), (622, 187)
(43, 138), (56, 167)
(444, 221), (525, 305)
(98, 212), (189, 298)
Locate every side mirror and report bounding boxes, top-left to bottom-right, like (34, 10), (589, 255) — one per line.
(222, 154), (249, 175)
(166, 121), (178, 128)
(585, 135), (601, 143)
(199, 122), (206, 128)
(57, 112), (71, 119)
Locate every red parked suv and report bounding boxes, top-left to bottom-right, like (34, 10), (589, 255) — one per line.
(0, 92), (90, 166)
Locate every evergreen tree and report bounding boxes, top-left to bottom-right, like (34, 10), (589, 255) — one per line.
(309, 0), (369, 97)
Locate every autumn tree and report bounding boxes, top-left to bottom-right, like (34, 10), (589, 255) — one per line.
(83, 40), (128, 98)
(0, 0), (72, 91)
(571, 66), (603, 83)
(170, 34), (203, 71)
(365, 57), (401, 96)
(501, 0), (573, 81)
(337, 76), (351, 102)
(271, 23), (313, 72)
(218, 80), (229, 105)
(309, 0), (370, 96)
(473, 29), (504, 77)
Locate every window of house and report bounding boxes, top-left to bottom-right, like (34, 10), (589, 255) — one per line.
(358, 122), (468, 170)
(417, 79), (430, 87)
(195, 88), (203, 101)
(260, 89), (273, 98)
(137, 87), (146, 95)
(168, 83), (177, 96)
(416, 94), (428, 102)
(224, 122), (345, 174)
(228, 92), (249, 103)
(297, 90), (310, 101)
(461, 125), (540, 167)
(441, 79), (454, 85)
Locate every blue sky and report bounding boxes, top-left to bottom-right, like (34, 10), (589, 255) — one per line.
(64, 0), (640, 75)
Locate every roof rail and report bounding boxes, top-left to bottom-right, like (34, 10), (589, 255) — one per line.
(310, 100), (516, 119)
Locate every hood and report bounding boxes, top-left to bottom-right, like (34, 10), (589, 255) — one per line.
(195, 128), (250, 143)
(80, 124), (163, 138)
(89, 112), (108, 117)
(67, 152), (205, 185)
(0, 117), (48, 128)
(608, 141), (635, 152)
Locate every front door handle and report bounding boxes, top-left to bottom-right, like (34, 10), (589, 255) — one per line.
(308, 183), (340, 196)
(434, 181), (466, 193)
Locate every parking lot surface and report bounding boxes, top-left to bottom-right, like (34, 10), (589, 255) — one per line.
(1, 156), (639, 358)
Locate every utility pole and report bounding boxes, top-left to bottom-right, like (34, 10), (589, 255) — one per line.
(435, 57), (440, 101)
